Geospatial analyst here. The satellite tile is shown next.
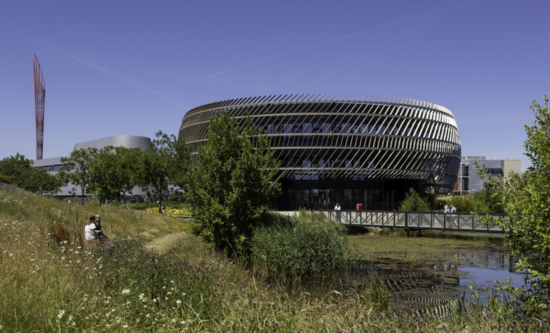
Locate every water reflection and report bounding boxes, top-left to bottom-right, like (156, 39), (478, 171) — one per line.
(351, 248), (524, 313)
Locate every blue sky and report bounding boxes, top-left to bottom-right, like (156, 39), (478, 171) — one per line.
(1, 0), (548, 171)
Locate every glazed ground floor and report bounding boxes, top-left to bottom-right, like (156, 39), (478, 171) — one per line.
(274, 178), (424, 211)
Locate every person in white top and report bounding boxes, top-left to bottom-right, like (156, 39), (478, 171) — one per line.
(334, 203), (341, 211)
(85, 215), (98, 241)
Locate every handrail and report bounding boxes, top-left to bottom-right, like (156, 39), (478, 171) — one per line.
(301, 210), (506, 233)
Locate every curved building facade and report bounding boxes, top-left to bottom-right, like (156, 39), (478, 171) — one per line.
(179, 95), (461, 210)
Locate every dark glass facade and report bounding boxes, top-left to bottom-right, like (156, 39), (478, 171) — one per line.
(179, 95), (461, 210)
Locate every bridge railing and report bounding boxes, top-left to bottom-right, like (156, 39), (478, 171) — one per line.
(310, 210), (506, 233)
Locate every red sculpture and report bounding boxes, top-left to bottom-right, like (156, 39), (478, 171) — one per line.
(33, 55), (46, 160)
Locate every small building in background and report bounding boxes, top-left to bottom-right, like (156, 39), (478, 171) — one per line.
(32, 135), (158, 202)
(454, 156), (521, 195)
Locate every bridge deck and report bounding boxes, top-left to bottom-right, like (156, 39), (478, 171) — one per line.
(278, 210), (505, 233)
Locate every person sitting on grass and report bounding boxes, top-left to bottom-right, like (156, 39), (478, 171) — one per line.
(85, 215), (98, 241)
(94, 215), (109, 240)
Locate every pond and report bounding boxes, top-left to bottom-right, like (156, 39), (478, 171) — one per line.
(347, 233), (524, 314)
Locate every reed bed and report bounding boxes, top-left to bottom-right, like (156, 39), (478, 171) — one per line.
(0, 189), (548, 332)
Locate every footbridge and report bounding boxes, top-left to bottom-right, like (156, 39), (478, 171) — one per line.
(279, 210), (506, 236)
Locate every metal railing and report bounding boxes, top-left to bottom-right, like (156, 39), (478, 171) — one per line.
(306, 210), (506, 233)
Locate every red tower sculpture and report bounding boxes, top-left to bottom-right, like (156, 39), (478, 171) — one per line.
(33, 55), (46, 160)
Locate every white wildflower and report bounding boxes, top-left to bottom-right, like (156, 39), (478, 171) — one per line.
(121, 289), (130, 295)
(57, 310), (65, 319)
(176, 300), (182, 305)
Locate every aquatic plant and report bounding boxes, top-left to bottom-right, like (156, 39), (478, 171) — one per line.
(251, 211), (350, 279)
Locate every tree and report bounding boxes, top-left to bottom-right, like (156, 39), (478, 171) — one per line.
(90, 146), (141, 203)
(138, 131), (190, 213)
(0, 153), (61, 195)
(398, 188), (431, 212)
(188, 111), (281, 253)
(0, 153), (30, 184)
(58, 148), (98, 200)
(23, 167), (62, 195)
(480, 96), (550, 311)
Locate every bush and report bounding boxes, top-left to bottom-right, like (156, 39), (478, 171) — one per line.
(446, 189), (503, 214)
(251, 211), (350, 279)
(398, 188), (431, 212)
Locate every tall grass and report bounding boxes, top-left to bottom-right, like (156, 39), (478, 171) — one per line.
(251, 211), (351, 279)
(2, 189), (550, 332)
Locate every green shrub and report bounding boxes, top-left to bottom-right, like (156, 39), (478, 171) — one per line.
(445, 189), (503, 214)
(251, 212), (350, 279)
(398, 188), (431, 212)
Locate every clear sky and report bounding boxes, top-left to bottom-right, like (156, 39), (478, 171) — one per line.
(1, 0), (548, 171)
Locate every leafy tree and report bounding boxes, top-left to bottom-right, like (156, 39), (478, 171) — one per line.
(398, 188), (431, 212)
(0, 153), (29, 183)
(480, 96), (550, 312)
(23, 167), (62, 195)
(0, 153), (60, 194)
(91, 146), (141, 203)
(138, 131), (190, 213)
(188, 111), (281, 253)
(58, 148), (98, 200)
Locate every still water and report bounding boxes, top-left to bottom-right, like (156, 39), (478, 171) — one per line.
(352, 248), (524, 313)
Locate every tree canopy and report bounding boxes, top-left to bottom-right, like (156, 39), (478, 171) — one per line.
(91, 146), (142, 204)
(0, 153), (60, 195)
(58, 147), (98, 199)
(398, 188), (431, 212)
(188, 111), (281, 253)
(138, 131), (190, 212)
(480, 95), (550, 311)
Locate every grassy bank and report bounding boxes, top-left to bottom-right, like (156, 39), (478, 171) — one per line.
(1, 189), (549, 332)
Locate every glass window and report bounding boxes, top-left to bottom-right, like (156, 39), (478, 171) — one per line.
(53, 165), (63, 171)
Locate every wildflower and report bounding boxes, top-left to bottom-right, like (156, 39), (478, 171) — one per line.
(181, 321), (186, 324)
(123, 325), (128, 329)
(176, 300), (182, 305)
(58, 310), (65, 319)
(121, 289), (130, 295)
